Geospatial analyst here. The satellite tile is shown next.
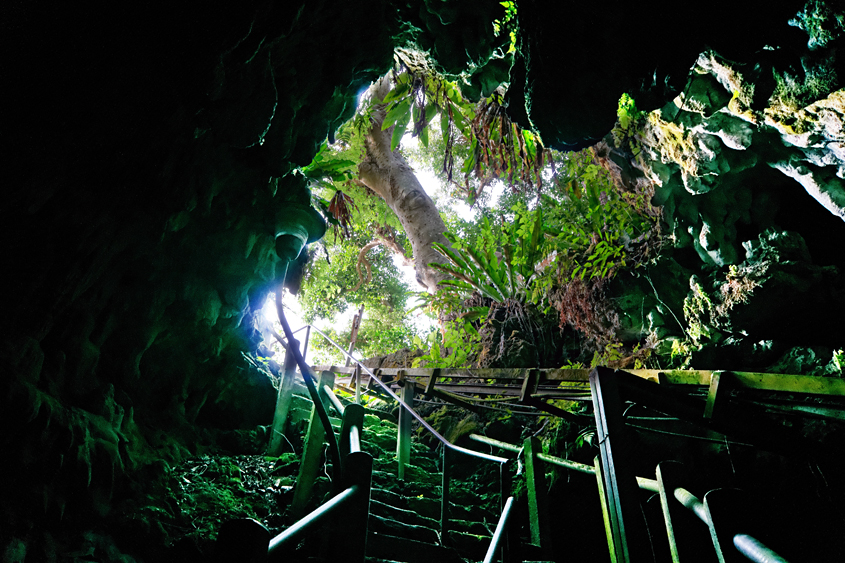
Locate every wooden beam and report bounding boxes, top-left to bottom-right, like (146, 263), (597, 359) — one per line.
(595, 456), (618, 563)
(590, 367), (649, 562)
(267, 338), (299, 456)
(425, 368), (441, 395)
(396, 383), (414, 480)
(290, 370), (336, 518)
(704, 371), (731, 420)
(338, 367), (845, 396)
(523, 437), (551, 550)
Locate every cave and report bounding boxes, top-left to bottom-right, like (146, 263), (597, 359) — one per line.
(3, 1), (844, 561)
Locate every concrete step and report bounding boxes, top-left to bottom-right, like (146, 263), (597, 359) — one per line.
(368, 514), (439, 545)
(369, 486), (498, 527)
(368, 499), (439, 529)
(365, 532), (464, 563)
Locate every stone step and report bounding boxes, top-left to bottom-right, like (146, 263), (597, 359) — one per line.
(370, 486), (497, 525)
(368, 499), (439, 529)
(447, 529), (492, 560)
(368, 514), (439, 545)
(365, 532), (464, 563)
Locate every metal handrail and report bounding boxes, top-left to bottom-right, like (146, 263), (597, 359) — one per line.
(323, 384), (346, 416)
(308, 324), (508, 464)
(267, 485), (358, 554)
(671, 489), (790, 563)
(483, 496), (515, 563)
(470, 433), (787, 562)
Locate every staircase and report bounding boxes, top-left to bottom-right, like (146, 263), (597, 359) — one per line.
(275, 383), (503, 563)
(358, 411), (500, 563)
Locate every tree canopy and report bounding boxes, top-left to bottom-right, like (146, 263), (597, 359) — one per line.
(289, 50), (660, 367)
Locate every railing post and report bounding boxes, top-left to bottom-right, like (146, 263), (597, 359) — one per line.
(657, 461), (697, 563)
(441, 445), (451, 546)
(704, 489), (753, 563)
(290, 369), (336, 518)
(354, 363), (362, 405)
(500, 459), (518, 563)
(330, 451), (373, 562)
(595, 456), (618, 563)
(523, 436), (551, 552)
(302, 325), (311, 364)
(590, 367), (648, 562)
(397, 381), (414, 480)
(267, 338), (299, 457)
(339, 403), (365, 460)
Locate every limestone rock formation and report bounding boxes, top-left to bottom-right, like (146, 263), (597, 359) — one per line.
(2, 0), (844, 559)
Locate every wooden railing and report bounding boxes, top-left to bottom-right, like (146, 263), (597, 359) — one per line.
(220, 313), (844, 561)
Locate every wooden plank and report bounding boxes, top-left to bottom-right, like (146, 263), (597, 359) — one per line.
(704, 371), (730, 420)
(522, 396), (586, 424)
(354, 363), (362, 405)
(396, 383), (414, 480)
(409, 381), (482, 414)
(520, 369), (541, 401)
(317, 365), (845, 396)
(290, 370), (336, 518)
(523, 437), (551, 550)
(311, 364), (358, 375)
(267, 338), (299, 456)
(425, 368), (441, 394)
(595, 456), (618, 563)
(657, 462), (691, 563)
(590, 367), (649, 562)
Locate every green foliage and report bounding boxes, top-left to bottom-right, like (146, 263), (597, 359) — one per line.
(308, 310), (421, 365)
(543, 150), (657, 284)
(412, 321), (480, 368)
(299, 233), (409, 321)
(430, 203), (548, 303)
(590, 341), (625, 368)
(378, 55), (549, 203)
(833, 349), (844, 375)
(612, 93), (645, 156)
(493, 1), (518, 54)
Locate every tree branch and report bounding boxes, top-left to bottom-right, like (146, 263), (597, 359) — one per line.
(352, 240), (380, 292)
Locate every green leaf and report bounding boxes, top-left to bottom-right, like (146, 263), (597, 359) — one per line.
(440, 108), (451, 138)
(382, 98), (411, 131)
(381, 82), (410, 105)
(452, 109), (469, 136)
(424, 102), (439, 125)
(523, 130), (536, 161)
(390, 110), (411, 152)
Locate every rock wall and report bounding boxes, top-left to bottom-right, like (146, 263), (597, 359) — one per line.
(0, 0), (514, 557)
(2, 0), (844, 559)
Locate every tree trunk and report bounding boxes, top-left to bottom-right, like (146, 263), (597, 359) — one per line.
(357, 75), (450, 293)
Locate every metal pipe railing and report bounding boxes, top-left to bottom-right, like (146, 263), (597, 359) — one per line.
(482, 496), (515, 563)
(293, 324), (791, 562)
(469, 433), (786, 562)
(323, 384), (346, 416)
(267, 485), (357, 554)
(275, 298), (341, 483)
(671, 490), (790, 563)
(733, 534), (790, 563)
(348, 424), (360, 453)
(308, 324), (508, 464)
(673, 487), (708, 524)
